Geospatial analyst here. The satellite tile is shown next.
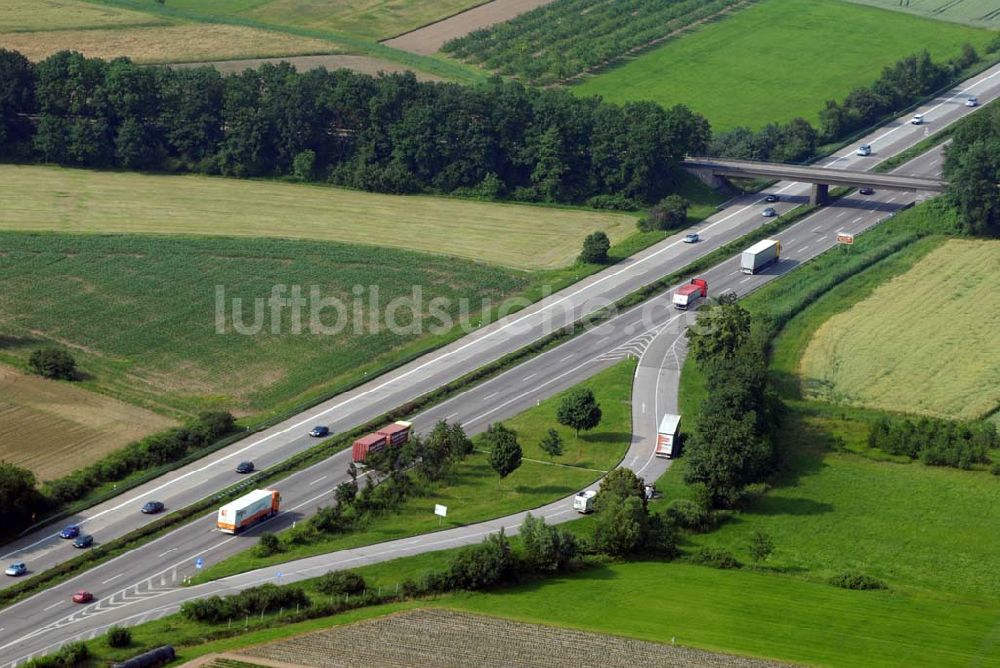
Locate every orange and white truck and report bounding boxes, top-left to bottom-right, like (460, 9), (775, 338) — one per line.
(217, 489), (280, 534)
(672, 278), (707, 310)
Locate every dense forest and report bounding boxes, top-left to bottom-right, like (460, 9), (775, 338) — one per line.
(944, 94), (1000, 236)
(0, 49), (709, 208)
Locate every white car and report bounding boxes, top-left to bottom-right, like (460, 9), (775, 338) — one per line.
(5, 562), (26, 577)
(856, 144), (872, 156)
(683, 233), (700, 243)
(910, 114), (924, 125)
(966, 96), (978, 107)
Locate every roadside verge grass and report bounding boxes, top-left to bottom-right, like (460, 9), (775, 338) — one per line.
(192, 359), (636, 582)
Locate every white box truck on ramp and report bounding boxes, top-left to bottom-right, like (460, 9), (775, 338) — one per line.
(573, 490), (597, 514)
(741, 239), (781, 274)
(655, 414), (681, 458)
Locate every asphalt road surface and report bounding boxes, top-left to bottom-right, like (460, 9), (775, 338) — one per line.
(0, 64), (997, 665)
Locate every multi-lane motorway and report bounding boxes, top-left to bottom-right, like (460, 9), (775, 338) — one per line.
(0, 62), (997, 665)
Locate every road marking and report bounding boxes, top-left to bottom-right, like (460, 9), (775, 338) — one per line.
(157, 548), (176, 558)
(43, 602), (62, 611)
(560, 354), (574, 362)
(813, 226), (823, 232)
(101, 573), (124, 585)
(483, 391), (498, 401)
(309, 475), (327, 486)
(798, 245), (810, 252)
(740, 276), (753, 283)
(887, 195), (897, 202)
(523, 373), (536, 381)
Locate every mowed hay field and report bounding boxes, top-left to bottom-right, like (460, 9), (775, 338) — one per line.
(0, 364), (175, 480)
(0, 165), (635, 270)
(0, 233), (528, 416)
(840, 0), (1000, 27)
(800, 239), (1000, 419)
(1, 24), (344, 65)
(572, 0), (994, 130)
(157, 0), (486, 40)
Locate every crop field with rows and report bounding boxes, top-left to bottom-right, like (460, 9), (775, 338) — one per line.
(0, 233), (527, 417)
(840, 0), (1000, 27)
(239, 608), (786, 667)
(442, 0), (743, 85)
(573, 0), (994, 130)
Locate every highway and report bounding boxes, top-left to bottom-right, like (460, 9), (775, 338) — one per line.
(0, 63), (996, 665)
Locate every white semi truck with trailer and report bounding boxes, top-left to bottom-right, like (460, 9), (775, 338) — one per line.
(741, 239), (781, 274)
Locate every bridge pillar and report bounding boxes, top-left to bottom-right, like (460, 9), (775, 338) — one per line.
(810, 183), (829, 206)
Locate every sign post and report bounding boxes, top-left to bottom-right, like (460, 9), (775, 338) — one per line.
(195, 557), (204, 570)
(434, 504), (448, 526)
(836, 231), (854, 251)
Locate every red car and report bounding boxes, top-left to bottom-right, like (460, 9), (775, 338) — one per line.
(72, 590), (94, 604)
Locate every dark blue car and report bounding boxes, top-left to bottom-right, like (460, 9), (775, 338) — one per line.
(59, 525), (80, 539)
(309, 425), (330, 437)
(73, 534), (94, 549)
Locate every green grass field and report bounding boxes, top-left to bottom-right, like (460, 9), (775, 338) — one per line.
(800, 239), (1000, 419)
(0, 233), (527, 416)
(573, 0), (995, 130)
(194, 360), (635, 581)
(839, 0), (1000, 28)
(0, 0), (168, 32)
(0, 165), (635, 271)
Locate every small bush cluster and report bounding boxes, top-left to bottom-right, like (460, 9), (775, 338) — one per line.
(828, 571), (887, 591)
(180, 584), (310, 623)
(868, 416), (996, 469)
(691, 547), (741, 570)
(28, 347), (77, 380)
(21, 642), (88, 668)
(314, 571), (366, 596)
(105, 625), (132, 648)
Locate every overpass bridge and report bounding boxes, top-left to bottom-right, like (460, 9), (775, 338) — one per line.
(683, 157), (947, 204)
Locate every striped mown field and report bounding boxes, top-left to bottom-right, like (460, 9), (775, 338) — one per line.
(0, 165), (635, 270)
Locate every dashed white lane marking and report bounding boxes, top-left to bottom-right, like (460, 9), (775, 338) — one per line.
(309, 476), (327, 486)
(157, 548), (176, 558)
(43, 602), (62, 611)
(101, 573), (124, 585)
(483, 391), (498, 401)
(740, 276), (753, 283)
(560, 354), (574, 362)
(523, 373), (536, 381)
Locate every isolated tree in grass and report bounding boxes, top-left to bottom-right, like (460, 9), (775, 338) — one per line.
(539, 428), (563, 460)
(485, 423), (522, 488)
(596, 467), (647, 512)
(556, 388), (602, 441)
(28, 346), (77, 380)
(748, 531), (775, 566)
(644, 194), (688, 232)
(686, 292), (752, 364)
(105, 625), (131, 648)
(578, 231), (610, 264)
(592, 496), (646, 557)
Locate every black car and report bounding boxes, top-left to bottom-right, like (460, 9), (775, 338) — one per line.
(859, 187), (875, 195)
(309, 425), (330, 438)
(73, 534), (94, 549)
(764, 194), (779, 203)
(141, 501), (165, 514)
(235, 461), (255, 474)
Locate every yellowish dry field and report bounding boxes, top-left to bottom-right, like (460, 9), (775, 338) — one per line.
(1, 24), (343, 64)
(0, 364), (175, 481)
(0, 0), (167, 33)
(0, 165), (635, 270)
(800, 239), (1000, 420)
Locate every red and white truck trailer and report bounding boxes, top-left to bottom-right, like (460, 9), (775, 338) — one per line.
(655, 414), (681, 458)
(217, 489), (280, 534)
(672, 278), (707, 310)
(351, 421), (413, 464)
